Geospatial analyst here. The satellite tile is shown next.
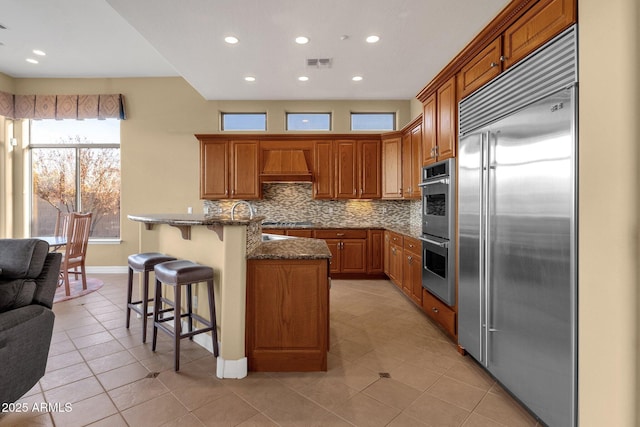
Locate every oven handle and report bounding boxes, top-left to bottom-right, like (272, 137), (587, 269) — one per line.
(419, 236), (448, 248)
(418, 178), (449, 187)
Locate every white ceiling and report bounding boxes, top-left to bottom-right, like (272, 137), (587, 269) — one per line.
(0, 0), (510, 101)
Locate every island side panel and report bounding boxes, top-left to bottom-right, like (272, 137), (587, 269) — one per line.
(246, 258), (329, 372)
(155, 223), (248, 377)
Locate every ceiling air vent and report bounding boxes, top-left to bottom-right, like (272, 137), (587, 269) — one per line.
(306, 58), (333, 68)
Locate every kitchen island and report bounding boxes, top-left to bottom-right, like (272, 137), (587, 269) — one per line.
(128, 214), (331, 377)
(246, 236), (331, 371)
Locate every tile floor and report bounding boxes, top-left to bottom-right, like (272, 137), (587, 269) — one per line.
(0, 274), (541, 427)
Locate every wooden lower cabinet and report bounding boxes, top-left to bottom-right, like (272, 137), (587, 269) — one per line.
(388, 239), (403, 288)
(367, 229), (384, 274)
(246, 258), (329, 372)
(403, 237), (423, 306)
(422, 289), (456, 338)
(315, 229), (367, 275)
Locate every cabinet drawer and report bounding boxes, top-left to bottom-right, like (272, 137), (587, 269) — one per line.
(387, 231), (404, 245)
(423, 290), (456, 337)
(403, 236), (421, 252)
(315, 229), (367, 239)
(286, 229), (314, 238)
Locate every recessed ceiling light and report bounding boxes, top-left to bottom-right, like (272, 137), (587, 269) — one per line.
(295, 36), (310, 45)
(244, 76), (256, 82)
(366, 35), (380, 43)
(32, 49), (46, 56)
(352, 75), (363, 81)
(298, 76), (309, 82)
(224, 36), (239, 44)
(26, 58), (38, 64)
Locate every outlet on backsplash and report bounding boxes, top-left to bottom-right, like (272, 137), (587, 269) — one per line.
(204, 183), (420, 228)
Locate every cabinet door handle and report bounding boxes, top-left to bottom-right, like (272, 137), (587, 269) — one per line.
(407, 256), (413, 264)
(336, 233), (345, 237)
(500, 55), (507, 62)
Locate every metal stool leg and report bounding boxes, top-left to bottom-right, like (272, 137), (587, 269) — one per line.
(152, 278), (161, 352)
(141, 269), (150, 343)
(125, 266), (134, 329)
(174, 284), (181, 371)
(207, 278), (219, 357)
(187, 283), (193, 340)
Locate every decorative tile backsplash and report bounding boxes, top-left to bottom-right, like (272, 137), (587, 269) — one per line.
(204, 183), (421, 228)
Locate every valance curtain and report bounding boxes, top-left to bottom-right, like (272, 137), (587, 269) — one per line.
(0, 91), (126, 120)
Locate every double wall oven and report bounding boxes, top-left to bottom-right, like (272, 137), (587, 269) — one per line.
(419, 158), (455, 306)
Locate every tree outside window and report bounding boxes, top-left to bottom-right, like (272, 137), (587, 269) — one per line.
(30, 120), (120, 239)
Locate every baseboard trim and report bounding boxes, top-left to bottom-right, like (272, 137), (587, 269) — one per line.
(183, 321), (247, 379)
(86, 266), (128, 274)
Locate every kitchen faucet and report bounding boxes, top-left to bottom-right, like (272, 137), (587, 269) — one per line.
(230, 201), (255, 220)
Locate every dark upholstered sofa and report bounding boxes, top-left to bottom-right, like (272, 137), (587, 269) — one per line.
(0, 239), (61, 404)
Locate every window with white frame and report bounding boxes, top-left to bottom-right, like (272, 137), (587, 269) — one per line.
(286, 113), (331, 131)
(221, 113), (267, 131)
(350, 112), (396, 131)
(30, 119), (121, 239)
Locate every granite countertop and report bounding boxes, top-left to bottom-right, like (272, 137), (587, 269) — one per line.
(248, 237), (332, 260)
(128, 213), (265, 226)
(261, 221), (423, 240)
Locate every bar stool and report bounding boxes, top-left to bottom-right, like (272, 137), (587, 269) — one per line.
(152, 260), (219, 371)
(126, 252), (177, 343)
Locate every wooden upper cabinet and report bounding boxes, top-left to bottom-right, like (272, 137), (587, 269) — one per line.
(409, 124), (422, 199)
(200, 140), (229, 199)
(335, 139), (380, 199)
(199, 139), (259, 200)
(381, 135), (403, 199)
(436, 76), (456, 162)
(360, 139), (381, 199)
(422, 93), (437, 165)
(458, 37), (503, 100)
(335, 140), (358, 199)
(313, 141), (334, 199)
(503, 0), (576, 69)
(230, 141), (260, 199)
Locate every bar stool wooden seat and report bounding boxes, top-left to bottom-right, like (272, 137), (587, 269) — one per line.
(152, 259), (219, 371)
(126, 252), (177, 342)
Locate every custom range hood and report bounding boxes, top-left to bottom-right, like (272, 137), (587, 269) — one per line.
(260, 145), (313, 182)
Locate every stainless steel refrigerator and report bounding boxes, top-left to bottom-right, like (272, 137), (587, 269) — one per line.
(457, 27), (577, 427)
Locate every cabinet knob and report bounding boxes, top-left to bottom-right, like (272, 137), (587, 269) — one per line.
(407, 256), (413, 263)
(490, 62), (499, 67)
(432, 307), (439, 313)
(500, 55), (507, 62)
(336, 233), (345, 237)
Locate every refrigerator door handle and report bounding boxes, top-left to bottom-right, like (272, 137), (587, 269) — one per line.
(482, 131), (493, 364)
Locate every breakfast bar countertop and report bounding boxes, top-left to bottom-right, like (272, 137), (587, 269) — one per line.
(127, 213), (265, 227)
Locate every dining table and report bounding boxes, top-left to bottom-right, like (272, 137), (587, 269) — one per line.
(36, 236), (67, 252)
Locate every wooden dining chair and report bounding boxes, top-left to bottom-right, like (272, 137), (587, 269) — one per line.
(60, 212), (92, 296)
(54, 210), (71, 238)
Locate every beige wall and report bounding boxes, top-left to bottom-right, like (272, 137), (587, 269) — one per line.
(3, 76), (410, 266)
(578, 0), (639, 425)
